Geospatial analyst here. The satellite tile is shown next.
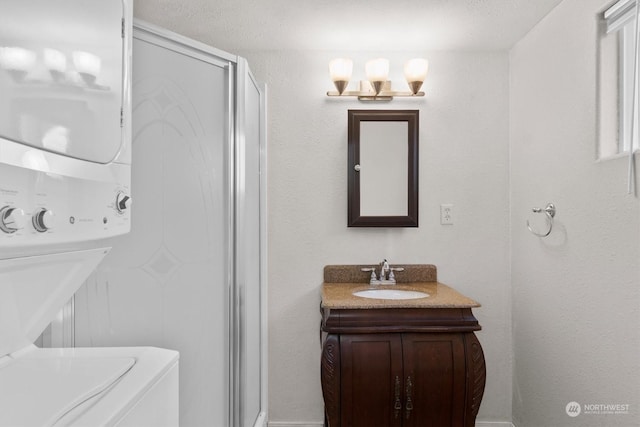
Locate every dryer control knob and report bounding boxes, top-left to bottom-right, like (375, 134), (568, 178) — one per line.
(0, 206), (26, 233)
(116, 192), (132, 213)
(32, 209), (56, 232)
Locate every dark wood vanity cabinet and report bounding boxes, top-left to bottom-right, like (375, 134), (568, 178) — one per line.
(321, 308), (485, 427)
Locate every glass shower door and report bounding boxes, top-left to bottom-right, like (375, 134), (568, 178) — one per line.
(75, 30), (233, 427)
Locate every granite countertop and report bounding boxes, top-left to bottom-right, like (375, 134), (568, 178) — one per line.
(321, 282), (481, 309)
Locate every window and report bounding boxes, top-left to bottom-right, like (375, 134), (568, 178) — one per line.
(600, 0), (639, 157)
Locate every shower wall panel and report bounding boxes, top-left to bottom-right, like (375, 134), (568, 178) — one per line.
(236, 59), (264, 427)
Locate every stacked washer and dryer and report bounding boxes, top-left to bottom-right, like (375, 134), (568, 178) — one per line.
(0, 1), (179, 425)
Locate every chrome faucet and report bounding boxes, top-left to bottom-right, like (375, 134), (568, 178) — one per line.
(379, 259), (390, 281)
(361, 259), (404, 285)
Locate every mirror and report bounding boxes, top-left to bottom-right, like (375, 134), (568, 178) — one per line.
(348, 109), (419, 227)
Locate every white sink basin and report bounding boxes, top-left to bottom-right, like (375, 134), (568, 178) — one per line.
(352, 289), (429, 300)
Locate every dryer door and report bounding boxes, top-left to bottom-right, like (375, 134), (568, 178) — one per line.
(0, 0), (128, 164)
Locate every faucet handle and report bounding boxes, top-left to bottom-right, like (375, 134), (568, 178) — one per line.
(361, 267), (377, 282)
(388, 267), (404, 283)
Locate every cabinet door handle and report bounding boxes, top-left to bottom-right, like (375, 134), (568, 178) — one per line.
(394, 375), (402, 418)
(405, 375), (413, 419)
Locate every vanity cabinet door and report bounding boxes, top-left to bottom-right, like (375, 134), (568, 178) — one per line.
(402, 333), (467, 427)
(340, 334), (404, 427)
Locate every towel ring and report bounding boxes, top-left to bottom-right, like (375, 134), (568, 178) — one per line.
(526, 203), (556, 237)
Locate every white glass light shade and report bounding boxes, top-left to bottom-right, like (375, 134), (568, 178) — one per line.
(0, 47), (36, 71)
(365, 58), (389, 82)
(44, 49), (67, 82)
(72, 51), (101, 78)
(329, 58), (353, 82)
(44, 49), (67, 73)
(404, 58), (428, 82)
(329, 58), (352, 95)
(404, 58), (428, 94)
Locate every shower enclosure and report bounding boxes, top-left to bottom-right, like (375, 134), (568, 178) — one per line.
(74, 21), (267, 427)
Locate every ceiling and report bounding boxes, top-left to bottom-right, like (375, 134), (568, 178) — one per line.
(134, 0), (565, 52)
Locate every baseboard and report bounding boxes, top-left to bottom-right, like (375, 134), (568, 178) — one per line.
(254, 412), (267, 427)
(268, 422), (514, 427)
(267, 423), (323, 427)
(477, 422), (515, 427)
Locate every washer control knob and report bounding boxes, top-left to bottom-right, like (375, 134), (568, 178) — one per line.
(116, 192), (132, 213)
(0, 206), (26, 234)
(32, 209), (56, 232)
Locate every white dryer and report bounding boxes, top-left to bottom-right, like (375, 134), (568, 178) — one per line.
(0, 1), (179, 425)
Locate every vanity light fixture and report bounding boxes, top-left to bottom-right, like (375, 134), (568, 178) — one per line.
(329, 58), (353, 95)
(327, 57), (428, 101)
(0, 47), (37, 81)
(365, 58), (389, 96)
(73, 51), (101, 85)
(43, 48), (67, 82)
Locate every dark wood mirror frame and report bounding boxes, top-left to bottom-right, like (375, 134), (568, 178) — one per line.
(348, 109), (419, 227)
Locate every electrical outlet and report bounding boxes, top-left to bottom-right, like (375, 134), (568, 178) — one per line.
(440, 204), (454, 225)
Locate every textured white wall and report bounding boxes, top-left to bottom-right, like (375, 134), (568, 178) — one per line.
(510, 0), (640, 426)
(239, 50), (512, 424)
(113, 1), (640, 424)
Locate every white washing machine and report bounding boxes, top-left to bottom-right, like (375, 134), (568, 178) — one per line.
(0, 1), (179, 425)
(0, 248), (180, 427)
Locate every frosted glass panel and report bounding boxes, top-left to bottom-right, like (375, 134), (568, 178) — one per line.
(75, 37), (229, 427)
(240, 71), (262, 427)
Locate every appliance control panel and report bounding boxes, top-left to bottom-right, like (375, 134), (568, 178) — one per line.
(0, 162), (130, 247)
